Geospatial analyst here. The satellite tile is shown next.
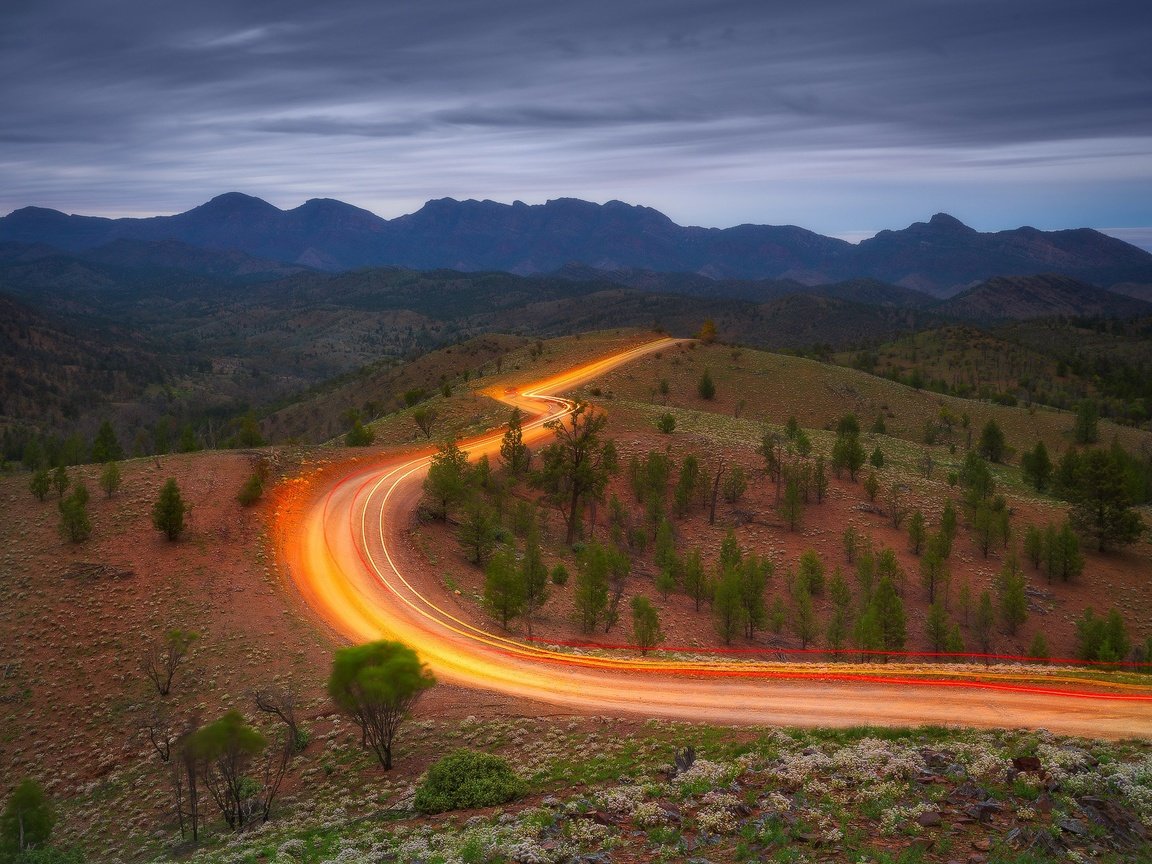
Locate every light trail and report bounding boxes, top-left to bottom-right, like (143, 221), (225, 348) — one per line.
(275, 337), (1152, 739)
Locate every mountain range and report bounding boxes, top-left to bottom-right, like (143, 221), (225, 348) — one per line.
(3, 193), (1151, 297)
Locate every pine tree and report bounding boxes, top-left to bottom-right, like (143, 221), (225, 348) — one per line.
(152, 478), (187, 541)
(907, 509), (926, 555)
(99, 461), (122, 498)
(681, 548), (710, 612)
(925, 600), (949, 653)
(630, 596), (663, 654)
(573, 543), (610, 633)
(58, 482), (91, 543)
(483, 549), (523, 629)
(459, 501), (499, 565)
(1028, 631), (1050, 661)
(697, 369), (716, 400)
(974, 591), (996, 658)
(870, 576), (906, 656)
(779, 476), (803, 531)
(919, 535), (949, 604)
(738, 554), (771, 638)
(997, 554), (1028, 636)
(792, 583), (818, 648)
(499, 407), (531, 475)
(712, 569), (743, 645)
(1021, 441), (1052, 491)
(29, 469), (50, 502)
(424, 439), (471, 521)
(978, 419), (1006, 463)
(91, 420), (124, 464)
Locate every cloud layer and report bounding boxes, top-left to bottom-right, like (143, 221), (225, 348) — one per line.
(2, 0), (1150, 236)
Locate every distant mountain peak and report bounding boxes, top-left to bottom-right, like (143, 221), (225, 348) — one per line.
(926, 213), (971, 231)
(191, 192), (280, 216)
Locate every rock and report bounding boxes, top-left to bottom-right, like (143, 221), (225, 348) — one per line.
(971, 837), (992, 851)
(1059, 818), (1089, 836)
(916, 811), (943, 827)
(1012, 756), (1042, 774)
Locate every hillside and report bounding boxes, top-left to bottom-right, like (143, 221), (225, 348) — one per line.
(936, 274), (1152, 322)
(1, 333), (1151, 863)
(5, 194), (1151, 294)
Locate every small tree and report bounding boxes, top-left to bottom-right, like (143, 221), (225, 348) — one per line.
(697, 369), (715, 400)
(412, 406), (438, 439)
(870, 576), (906, 655)
(681, 548), (710, 612)
(58, 482), (91, 543)
(1021, 441), (1052, 491)
(99, 461), (122, 498)
(424, 439), (471, 521)
(254, 686), (305, 753)
(1, 779), (55, 854)
(779, 476), (803, 531)
(153, 478), (187, 541)
(974, 591), (996, 659)
(327, 641), (434, 770)
(143, 628), (199, 696)
(345, 419), (375, 446)
(483, 549), (523, 629)
(919, 536), (949, 604)
(191, 710), (266, 831)
(978, 419), (1006, 463)
(237, 472), (264, 506)
(655, 413), (676, 434)
(997, 554), (1028, 636)
(519, 529), (550, 638)
(863, 471), (880, 503)
(631, 596), (664, 654)
(91, 420), (124, 464)
(51, 466), (69, 499)
(907, 509), (926, 555)
(722, 464), (747, 503)
(925, 600), (949, 654)
(1029, 631), (1050, 661)
(459, 501), (499, 566)
(499, 407), (531, 475)
(533, 403), (615, 545)
(793, 583), (818, 648)
(697, 319), (717, 343)
(1073, 400), (1099, 444)
(29, 469), (51, 502)
(870, 446), (884, 469)
(573, 543), (611, 633)
(712, 570), (743, 645)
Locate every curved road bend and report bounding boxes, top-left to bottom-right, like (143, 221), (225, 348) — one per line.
(280, 337), (1152, 739)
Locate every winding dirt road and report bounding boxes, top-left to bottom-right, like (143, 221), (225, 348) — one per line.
(277, 337), (1152, 739)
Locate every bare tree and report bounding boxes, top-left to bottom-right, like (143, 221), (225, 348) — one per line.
(142, 629), (198, 696)
(141, 704), (174, 762)
(253, 686), (303, 753)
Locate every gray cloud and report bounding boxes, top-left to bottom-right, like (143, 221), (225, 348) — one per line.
(1, 0), (1149, 234)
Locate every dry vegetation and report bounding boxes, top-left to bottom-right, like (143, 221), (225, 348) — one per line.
(0, 331), (1150, 863)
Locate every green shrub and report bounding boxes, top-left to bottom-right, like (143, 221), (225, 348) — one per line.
(413, 749), (526, 814)
(237, 473), (264, 506)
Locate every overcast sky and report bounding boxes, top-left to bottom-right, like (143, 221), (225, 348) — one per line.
(2, 0), (1150, 247)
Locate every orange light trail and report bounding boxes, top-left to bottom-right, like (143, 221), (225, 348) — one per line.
(274, 337), (1152, 738)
